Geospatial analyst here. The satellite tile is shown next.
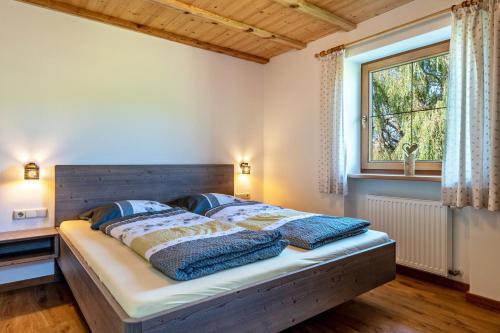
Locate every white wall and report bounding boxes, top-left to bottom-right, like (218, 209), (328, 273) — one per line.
(263, 0), (500, 301)
(262, 0), (459, 212)
(0, 0), (264, 233)
(2, 0), (500, 303)
(468, 210), (500, 301)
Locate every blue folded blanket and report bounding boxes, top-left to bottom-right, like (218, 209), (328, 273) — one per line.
(276, 215), (369, 250)
(150, 229), (288, 280)
(206, 202), (370, 250)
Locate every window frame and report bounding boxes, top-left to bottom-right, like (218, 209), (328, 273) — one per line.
(360, 40), (450, 175)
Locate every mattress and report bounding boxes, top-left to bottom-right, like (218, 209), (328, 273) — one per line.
(60, 220), (390, 318)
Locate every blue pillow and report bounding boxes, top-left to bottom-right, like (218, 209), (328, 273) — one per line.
(80, 200), (171, 230)
(170, 193), (242, 215)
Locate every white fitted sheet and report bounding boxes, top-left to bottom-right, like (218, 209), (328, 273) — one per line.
(60, 220), (390, 318)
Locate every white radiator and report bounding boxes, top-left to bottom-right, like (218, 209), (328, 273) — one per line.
(367, 195), (451, 277)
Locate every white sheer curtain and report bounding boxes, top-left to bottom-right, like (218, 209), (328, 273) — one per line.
(318, 50), (346, 195)
(442, 0), (500, 211)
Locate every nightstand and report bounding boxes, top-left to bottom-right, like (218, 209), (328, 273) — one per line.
(0, 228), (59, 292)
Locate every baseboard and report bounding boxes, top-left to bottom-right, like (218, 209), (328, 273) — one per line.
(466, 292), (500, 312)
(0, 274), (57, 293)
(396, 264), (469, 292)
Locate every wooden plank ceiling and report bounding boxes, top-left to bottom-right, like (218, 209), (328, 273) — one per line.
(18, 0), (413, 64)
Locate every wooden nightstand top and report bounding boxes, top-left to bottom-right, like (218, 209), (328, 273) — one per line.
(0, 228), (58, 244)
(0, 227), (59, 268)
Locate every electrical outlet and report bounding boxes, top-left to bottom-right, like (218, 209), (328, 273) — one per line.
(13, 210), (26, 220)
(236, 193), (251, 200)
(13, 208), (48, 220)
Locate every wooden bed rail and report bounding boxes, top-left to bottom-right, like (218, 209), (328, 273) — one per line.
(58, 230), (395, 333)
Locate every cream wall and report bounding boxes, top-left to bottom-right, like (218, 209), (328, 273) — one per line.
(0, 0), (264, 233)
(262, 0), (500, 301)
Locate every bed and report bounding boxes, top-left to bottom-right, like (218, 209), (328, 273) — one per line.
(55, 164), (396, 333)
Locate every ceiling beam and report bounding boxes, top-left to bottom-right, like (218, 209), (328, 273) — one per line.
(149, 0), (306, 50)
(271, 0), (357, 31)
(16, 0), (269, 64)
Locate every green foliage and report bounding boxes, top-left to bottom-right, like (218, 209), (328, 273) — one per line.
(370, 54), (448, 161)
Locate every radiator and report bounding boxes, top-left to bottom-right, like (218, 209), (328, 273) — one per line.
(367, 195), (451, 277)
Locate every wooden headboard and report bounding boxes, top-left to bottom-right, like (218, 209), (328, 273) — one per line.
(55, 164), (234, 226)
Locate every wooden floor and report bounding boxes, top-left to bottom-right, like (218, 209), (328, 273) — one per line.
(0, 275), (499, 333)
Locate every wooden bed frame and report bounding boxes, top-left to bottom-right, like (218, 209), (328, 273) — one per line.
(55, 164), (396, 333)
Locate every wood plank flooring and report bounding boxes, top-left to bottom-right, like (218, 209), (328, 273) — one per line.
(0, 281), (88, 333)
(0, 275), (499, 333)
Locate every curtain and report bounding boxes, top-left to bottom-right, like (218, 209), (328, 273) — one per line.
(318, 50), (346, 195)
(442, 0), (500, 211)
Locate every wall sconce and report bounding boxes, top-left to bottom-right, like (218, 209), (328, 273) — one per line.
(240, 162), (251, 175)
(24, 162), (40, 180)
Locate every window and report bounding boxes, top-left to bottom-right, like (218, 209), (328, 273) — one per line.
(361, 41), (449, 174)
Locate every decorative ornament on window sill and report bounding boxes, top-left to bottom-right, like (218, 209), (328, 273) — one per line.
(402, 143), (418, 176)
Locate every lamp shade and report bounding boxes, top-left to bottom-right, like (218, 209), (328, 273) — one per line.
(24, 162), (40, 180)
(240, 162), (251, 175)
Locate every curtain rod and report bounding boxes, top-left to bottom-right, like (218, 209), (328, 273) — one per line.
(314, 1), (479, 59)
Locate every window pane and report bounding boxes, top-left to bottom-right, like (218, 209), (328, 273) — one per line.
(370, 114), (411, 161)
(412, 109), (446, 161)
(372, 63), (412, 116)
(412, 54), (449, 111)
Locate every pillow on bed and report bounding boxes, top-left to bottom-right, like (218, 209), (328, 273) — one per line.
(80, 200), (171, 230)
(170, 193), (242, 215)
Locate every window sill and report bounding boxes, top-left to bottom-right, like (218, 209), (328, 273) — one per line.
(348, 173), (441, 182)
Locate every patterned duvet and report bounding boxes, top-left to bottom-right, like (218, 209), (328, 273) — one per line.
(100, 208), (288, 280)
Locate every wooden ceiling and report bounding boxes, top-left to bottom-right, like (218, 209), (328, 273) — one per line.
(18, 0), (413, 64)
